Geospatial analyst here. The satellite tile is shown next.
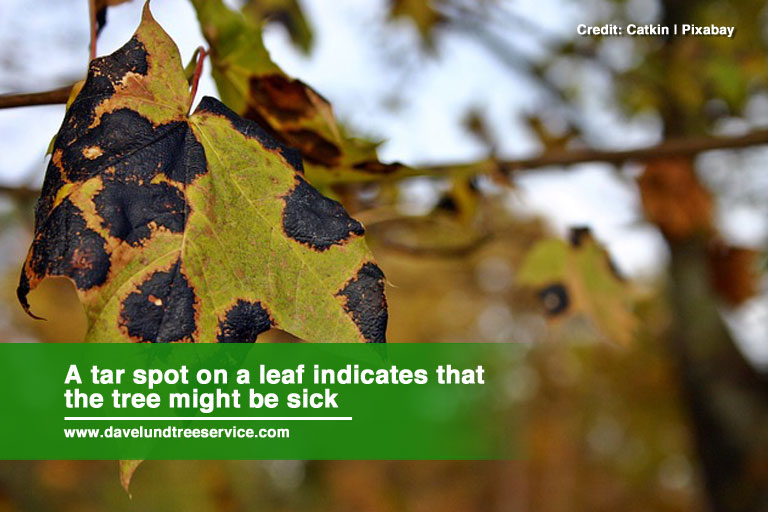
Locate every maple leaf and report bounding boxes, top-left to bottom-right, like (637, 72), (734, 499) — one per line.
(18, 3), (387, 344)
(517, 228), (637, 346)
(191, 0), (410, 186)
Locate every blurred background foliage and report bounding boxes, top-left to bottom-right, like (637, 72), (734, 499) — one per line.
(1, 0), (768, 510)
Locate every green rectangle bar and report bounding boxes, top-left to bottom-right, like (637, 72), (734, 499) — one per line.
(0, 343), (522, 460)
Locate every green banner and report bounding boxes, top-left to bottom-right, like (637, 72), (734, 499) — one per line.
(0, 343), (522, 460)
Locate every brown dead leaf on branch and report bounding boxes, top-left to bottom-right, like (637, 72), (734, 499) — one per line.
(637, 157), (713, 241)
(191, 0), (408, 186)
(707, 241), (761, 306)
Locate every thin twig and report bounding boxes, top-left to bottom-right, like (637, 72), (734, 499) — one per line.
(375, 233), (495, 258)
(89, 0), (98, 61)
(2, 90), (768, 199)
(0, 184), (39, 201)
(188, 47), (208, 112)
(0, 85), (73, 109)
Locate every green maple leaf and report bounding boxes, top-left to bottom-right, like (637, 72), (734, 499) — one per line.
(18, 3), (387, 344)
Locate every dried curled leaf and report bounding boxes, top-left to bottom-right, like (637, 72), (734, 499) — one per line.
(637, 157), (713, 241)
(18, 4), (387, 343)
(518, 229), (637, 346)
(191, 0), (409, 185)
(707, 241), (761, 306)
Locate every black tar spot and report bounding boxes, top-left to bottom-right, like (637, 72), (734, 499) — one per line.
(436, 194), (458, 213)
(282, 177), (364, 251)
(94, 180), (188, 246)
(26, 199), (111, 291)
(179, 128), (208, 182)
(35, 163), (66, 230)
(568, 226), (591, 247)
(16, 269), (32, 314)
(196, 96), (276, 149)
(120, 260), (197, 342)
(336, 262), (388, 343)
(60, 108), (204, 185)
(538, 283), (570, 316)
(59, 36), (149, 150)
(216, 300), (273, 343)
(196, 96), (304, 173)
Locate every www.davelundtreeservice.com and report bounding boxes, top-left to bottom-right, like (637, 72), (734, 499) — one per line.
(578, 24), (735, 38)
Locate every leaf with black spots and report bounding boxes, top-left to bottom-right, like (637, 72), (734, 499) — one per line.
(19, 3), (387, 343)
(190, 0), (411, 186)
(538, 283), (570, 316)
(518, 229), (637, 345)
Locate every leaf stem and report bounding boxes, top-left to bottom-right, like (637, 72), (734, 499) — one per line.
(0, 184), (39, 201)
(188, 47), (208, 112)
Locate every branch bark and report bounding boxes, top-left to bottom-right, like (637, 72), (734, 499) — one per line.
(0, 85), (73, 110)
(422, 128), (768, 175)
(0, 184), (39, 201)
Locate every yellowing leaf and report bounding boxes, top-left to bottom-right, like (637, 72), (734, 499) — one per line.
(19, 3), (388, 343)
(191, 0), (408, 185)
(518, 230), (637, 346)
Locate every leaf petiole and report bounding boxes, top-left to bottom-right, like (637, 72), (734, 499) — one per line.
(188, 46), (208, 113)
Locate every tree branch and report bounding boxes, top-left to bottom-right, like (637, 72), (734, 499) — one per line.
(1, 118), (768, 201)
(422, 128), (768, 175)
(0, 184), (39, 201)
(89, 0), (98, 62)
(0, 85), (73, 110)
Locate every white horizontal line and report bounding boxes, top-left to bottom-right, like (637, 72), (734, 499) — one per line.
(64, 416), (352, 421)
